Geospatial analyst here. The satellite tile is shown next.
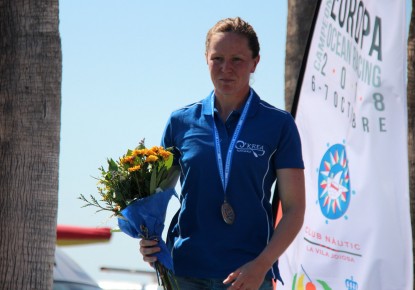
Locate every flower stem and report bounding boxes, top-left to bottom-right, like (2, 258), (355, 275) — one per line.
(154, 261), (176, 290)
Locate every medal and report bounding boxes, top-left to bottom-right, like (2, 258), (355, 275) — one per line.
(211, 89), (253, 225)
(221, 201), (235, 225)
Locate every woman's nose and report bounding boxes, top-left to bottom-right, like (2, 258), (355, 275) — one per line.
(221, 60), (233, 72)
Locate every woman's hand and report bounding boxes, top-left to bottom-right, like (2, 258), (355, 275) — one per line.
(139, 239), (160, 264)
(223, 259), (268, 290)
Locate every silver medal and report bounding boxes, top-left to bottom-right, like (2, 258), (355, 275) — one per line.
(221, 201), (235, 225)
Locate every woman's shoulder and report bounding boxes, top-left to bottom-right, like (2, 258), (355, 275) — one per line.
(167, 100), (206, 125)
(170, 93), (211, 119)
(170, 101), (202, 117)
(251, 90), (290, 117)
(172, 101), (203, 113)
(257, 98), (293, 122)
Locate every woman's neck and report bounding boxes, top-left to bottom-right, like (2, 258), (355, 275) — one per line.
(214, 90), (250, 122)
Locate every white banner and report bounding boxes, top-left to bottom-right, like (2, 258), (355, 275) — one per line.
(278, 1), (413, 289)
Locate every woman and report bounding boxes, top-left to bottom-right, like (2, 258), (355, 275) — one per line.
(140, 17), (305, 290)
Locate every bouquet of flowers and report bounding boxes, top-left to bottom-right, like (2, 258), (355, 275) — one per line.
(79, 139), (178, 290)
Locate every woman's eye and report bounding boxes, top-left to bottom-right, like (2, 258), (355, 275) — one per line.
(211, 57), (223, 64)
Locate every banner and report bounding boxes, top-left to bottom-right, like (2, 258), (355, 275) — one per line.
(278, 1), (413, 289)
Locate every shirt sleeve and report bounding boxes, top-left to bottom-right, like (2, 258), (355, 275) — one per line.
(274, 113), (304, 169)
(161, 114), (181, 166)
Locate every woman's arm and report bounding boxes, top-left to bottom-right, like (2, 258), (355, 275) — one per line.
(224, 168), (305, 289)
(256, 168), (305, 266)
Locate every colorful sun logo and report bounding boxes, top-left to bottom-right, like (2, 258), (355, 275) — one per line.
(318, 144), (351, 219)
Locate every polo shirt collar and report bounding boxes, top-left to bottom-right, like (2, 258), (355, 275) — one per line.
(201, 89), (260, 118)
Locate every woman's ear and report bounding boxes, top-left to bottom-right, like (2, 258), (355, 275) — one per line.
(251, 55), (260, 73)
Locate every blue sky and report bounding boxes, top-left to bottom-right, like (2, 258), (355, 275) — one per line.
(57, 1), (412, 286)
(58, 0), (286, 285)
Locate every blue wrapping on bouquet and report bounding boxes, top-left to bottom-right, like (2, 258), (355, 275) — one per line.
(118, 188), (176, 271)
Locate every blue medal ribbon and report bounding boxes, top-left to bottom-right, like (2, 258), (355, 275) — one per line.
(211, 89), (253, 196)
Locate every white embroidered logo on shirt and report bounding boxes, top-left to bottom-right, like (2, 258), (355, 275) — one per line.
(235, 140), (265, 157)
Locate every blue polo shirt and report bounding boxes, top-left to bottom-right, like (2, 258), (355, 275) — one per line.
(162, 89), (303, 282)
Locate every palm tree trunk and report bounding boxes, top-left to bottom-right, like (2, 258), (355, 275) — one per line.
(407, 0), (415, 282)
(0, 1), (61, 289)
(284, 0), (318, 112)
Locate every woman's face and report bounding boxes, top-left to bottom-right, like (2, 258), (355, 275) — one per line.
(206, 32), (259, 100)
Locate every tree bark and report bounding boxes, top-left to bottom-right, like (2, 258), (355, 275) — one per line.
(408, 0), (415, 283)
(0, 1), (61, 289)
(284, 0), (318, 112)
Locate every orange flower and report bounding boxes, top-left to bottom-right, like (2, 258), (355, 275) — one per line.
(132, 149), (147, 157)
(159, 150), (172, 160)
(151, 146), (164, 153)
(145, 155), (158, 163)
(128, 165), (141, 172)
(120, 155), (135, 165)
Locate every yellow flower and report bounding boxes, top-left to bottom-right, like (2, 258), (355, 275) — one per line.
(145, 155), (158, 163)
(159, 150), (172, 160)
(132, 149), (146, 157)
(121, 155), (135, 165)
(128, 165), (141, 172)
(150, 146), (163, 153)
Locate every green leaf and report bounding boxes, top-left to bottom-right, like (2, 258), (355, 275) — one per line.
(136, 140), (146, 150)
(158, 167), (179, 191)
(108, 158), (118, 171)
(150, 168), (157, 194)
(156, 166), (167, 186)
(165, 153), (173, 169)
